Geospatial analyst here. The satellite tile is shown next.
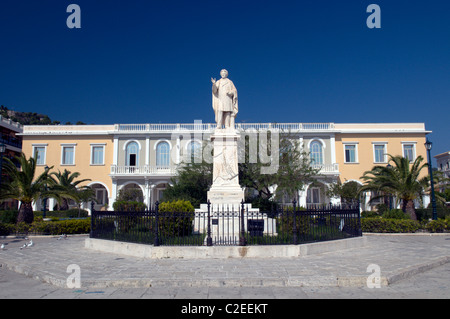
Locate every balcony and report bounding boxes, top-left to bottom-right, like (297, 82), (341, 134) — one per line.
(110, 165), (177, 177)
(311, 163), (340, 175)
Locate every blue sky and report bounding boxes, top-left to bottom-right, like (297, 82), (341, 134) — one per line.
(0, 0), (449, 158)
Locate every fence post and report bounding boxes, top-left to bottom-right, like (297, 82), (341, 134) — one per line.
(292, 199), (298, 245)
(206, 200), (213, 246)
(154, 201), (160, 247)
(90, 201), (95, 238)
(357, 200), (362, 236)
(239, 200), (247, 246)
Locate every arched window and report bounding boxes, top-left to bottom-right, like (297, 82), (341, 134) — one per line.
(126, 142), (139, 167)
(156, 142), (170, 167)
(310, 141), (323, 165)
(188, 141), (202, 163)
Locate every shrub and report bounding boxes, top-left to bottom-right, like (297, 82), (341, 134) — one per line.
(158, 200), (194, 213)
(382, 209), (410, 220)
(425, 219), (449, 233)
(0, 210), (19, 224)
(361, 218), (421, 233)
(361, 211), (379, 218)
(0, 219), (91, 236)
(157, 200), (195, 237)
(0, 223), (14, 236)
(34, 209), (89, 218)
(277, 213), (310, 237)
(113, 200), (147, 212)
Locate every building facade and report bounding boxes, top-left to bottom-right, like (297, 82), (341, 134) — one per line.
(0, 116), (23, 209)
(20, 122), (430, 212)
(434, 151), (450, 193)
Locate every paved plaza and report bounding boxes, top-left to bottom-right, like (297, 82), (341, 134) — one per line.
(0, 234), (449, 299)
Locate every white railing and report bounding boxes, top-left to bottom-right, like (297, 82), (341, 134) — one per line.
(110, 164), (338, 176)
(311, 163), (340, 174)
(115, 123), (335, 132)
(110, 165), (177, 175)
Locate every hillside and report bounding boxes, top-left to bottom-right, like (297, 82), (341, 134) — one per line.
(0, 105), (85, 125)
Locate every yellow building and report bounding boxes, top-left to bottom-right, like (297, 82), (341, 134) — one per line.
(20, 122), (431, 212)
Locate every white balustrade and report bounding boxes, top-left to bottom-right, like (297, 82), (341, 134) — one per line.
(110, 165), (177, 175)
(115, 123), (334, 132)
(311, 163), (340, 174)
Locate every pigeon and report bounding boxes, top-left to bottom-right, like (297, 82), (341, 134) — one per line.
(27, 240), (34, 247)
(1, 244), (5, 250)
(20, 243), (27, 250)
(57, 234), (68, 240)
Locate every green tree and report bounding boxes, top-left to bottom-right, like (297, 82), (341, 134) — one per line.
(359, 155), (429, 220)
(0, 154), (53, 224)
(49, 169), (92, 210)
(328, 180), (362, 204)
(164, 132), (319, 207)
(162, 160), (212, 208)
(239, 131), (319, 203)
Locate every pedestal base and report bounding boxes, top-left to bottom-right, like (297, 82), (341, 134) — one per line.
(207, 186), (245, 209)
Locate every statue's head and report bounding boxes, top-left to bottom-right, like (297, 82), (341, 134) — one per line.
(220, 69), (228, 79)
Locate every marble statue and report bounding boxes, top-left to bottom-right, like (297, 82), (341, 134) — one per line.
(211, 69), (238, 130)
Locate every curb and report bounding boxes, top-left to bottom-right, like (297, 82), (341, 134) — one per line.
(2, 255), (449, 289)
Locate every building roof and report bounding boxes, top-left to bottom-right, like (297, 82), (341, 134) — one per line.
(19, 122), (430, 136)
(434, 151), (450, 159)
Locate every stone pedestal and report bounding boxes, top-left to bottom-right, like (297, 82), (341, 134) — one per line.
(207, 129), (244, 206)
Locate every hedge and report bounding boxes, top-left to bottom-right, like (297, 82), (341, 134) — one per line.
(0, 219), (91, 236)
(113, 201), (146, 212)
(157, 200), (195, 237)
(0, 209), (89, 224)
(361, 217), (450, 233)
(361, 218), (421, 233)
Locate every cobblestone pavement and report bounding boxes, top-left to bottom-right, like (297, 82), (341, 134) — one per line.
(0, 234), (449, 299)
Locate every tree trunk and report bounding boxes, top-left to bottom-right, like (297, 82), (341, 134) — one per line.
(17, 202), (34, 224)
(60, 198), (69, 211)
(404, 200), (417, 220)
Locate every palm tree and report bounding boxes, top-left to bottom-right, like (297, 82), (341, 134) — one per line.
(49, 169), (91, 210)
(0, 154), (53, 224)
(359, 155), (429, 220)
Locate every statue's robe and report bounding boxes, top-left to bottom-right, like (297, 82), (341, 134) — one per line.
(212, 78), (238, 126)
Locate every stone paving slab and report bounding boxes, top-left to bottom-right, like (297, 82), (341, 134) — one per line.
(0, 234), (449, 289)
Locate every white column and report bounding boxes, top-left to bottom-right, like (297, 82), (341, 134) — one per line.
(330, 134), (336, 165)
(364, 191), (371, 211)
(144, 179), (151, 209)
(48, 198), (55, 211)
(176, 136), (181, 165)
(149, 184), (156, 208)
(113, 137), (119, 166)
(32, 200), (38, 211)
(110, 179), (117, 211)
(298, 185), (308, 208)
(145, 136), (150, 166)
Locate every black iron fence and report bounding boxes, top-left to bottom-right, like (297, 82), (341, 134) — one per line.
(90, 201), (362, 246)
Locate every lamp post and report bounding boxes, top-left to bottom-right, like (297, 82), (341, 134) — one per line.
(424, 139), (437, 221)
(0, 143), (5, 186)
(386, 163), (393, 210)
(42, 165), (49, 219)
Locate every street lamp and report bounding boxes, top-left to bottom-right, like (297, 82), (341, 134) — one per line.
(424, 139), (438, 221)
(42, 165), (49, 219)
(0, 143), (5, 186)
(386, 163), (393, 210)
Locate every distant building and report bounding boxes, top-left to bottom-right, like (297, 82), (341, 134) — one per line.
(20, 122), (431, 212)
(0, 116), (23, 209)
(434, 151), (450, 193)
